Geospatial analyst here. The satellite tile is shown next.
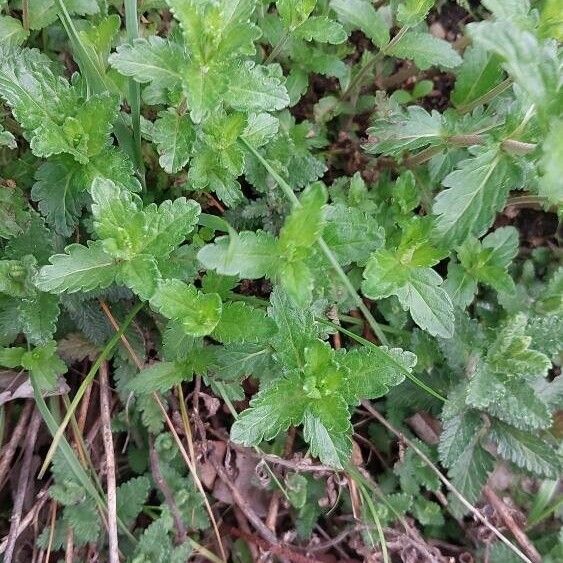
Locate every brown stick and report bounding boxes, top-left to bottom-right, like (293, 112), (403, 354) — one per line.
(483, 487), (541, 563)
(99, 361), (119, 563)
(65, 527), (74, 563)
(209, 455), (278, 545)
(361, 401), (533, 563)
(148, 435), (187, 544)
(0, 400), (34, 490)
(4, 408), (42, 563)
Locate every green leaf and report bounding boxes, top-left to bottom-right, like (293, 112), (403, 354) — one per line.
(448, 438), (494, 517)
(364, 106), (444, 158)
(242, 112), (280, 147)
(387, 32), (462, 70)
(27, 0), (99, 31)
(330, 0), (389, 48)
(21, 341), (66, 391)
(341, 346), (415, 402)
(538, 119), (563, 211)
(118, 255), (161, 301)
(224, 62), (290, 113)
(198, 231), (280, 279)
(277, 0), (316, 28)
(129, 361), (192, 394)
(451, 45), (505, 109)
(152, 109), (195, 174)
(0, 256), (36, 298)
(212, 302), (276, 344)
(32, 148), (139, 237)
(108, 36), (185, 90)
(362, 249), (454, 338)
(279, 182), (327, 250)
(490, 421), (561, 478)
(35, 241), (118, 294)
(150, 279), (222, 337)
(294, 16), (347, 44)
(230, 375), (309, 445)
(432, 148), (513, 246)
(19, 292), (60, 345)
(396, 0), (436, 27)
(116, 476), (151, 526)
(0, 16), (28, 47)
(323, 204), (385, 266)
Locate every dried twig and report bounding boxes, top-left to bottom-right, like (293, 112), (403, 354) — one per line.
(361, 401), (534, 563)
(483, 486), (541, 563)
(148, 435), (187, 543)
(99, 361), (119, 563)
(0, 400), (34, 490)
(4, 407), (42, 563)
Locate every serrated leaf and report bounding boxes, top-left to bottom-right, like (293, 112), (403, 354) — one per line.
(433, 148), (513, 246)
(242, 112), (279, 147)
(19, 292), (60, 345)
(362, 249), (454, 338)
(439, 408), (483, 467)
(129, 361), (192, 394)
(387, 32), (462, 70)
(330, 0), (389, 48)
(118, 254), (161, 301)
(448, 439), (494, 517)
(150, 279), (222, 337)
(490, 421), (561, 478)
(116, 476), (151, 526)
(108, 36), (185, 89)
(0, 16), (28, 46)
(341, 346), (415, 402)
(212, 302), (276, 344)
(198, 231), (280, 278)
(21, 341), (66, 391)
(323, 204), (384, 266)
(295, 16), (347, 44)
(538, 119), (563, 210)
(396, 0), (436, 27)
(451, 45), (505, 109)
(365, 106), (444, 158)
(35, 241), (118, 294)
(224, 62), (290, 112)
(152, 109), (195, 174)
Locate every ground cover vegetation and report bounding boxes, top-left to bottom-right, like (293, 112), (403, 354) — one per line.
(0, 0), (561, 561)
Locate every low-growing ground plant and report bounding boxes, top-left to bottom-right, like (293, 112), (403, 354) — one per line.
(0, 0), (561, 561)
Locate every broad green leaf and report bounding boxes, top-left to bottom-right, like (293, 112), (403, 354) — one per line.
(0, 123), (16, 149)
(212, 302), (276, 344)
(364, 106), (444, 157)
(108, 37), (185, 89)
(278, 260), (314, 306)
(363, 249), (454, 338)
(0, 188), (28, 239)
(323, 205), (384, 265)
(451, 45), (505, 109)
(538, 119), (563, 211)
(0, 346), (25, 368)
(35, 241), (118, 294)
(27, 0), (99, 31)
(330, 0), (389, 48)
(224, 62), (290, 113)
(433, 148), (513, 246)
(116, 477), (151, 527)
(118, 255), (161, 301)
(295, 16), (347, 44)
(198, 231), (280, 278)
(31, 148), (140, 237)
(152, 109), (195, 174)
(242, 113), (279, 147)
(490, 421), (561, 478)
(0, 256), (36, 298)
(468, 21), (559, 119)
(396, 0), (436, 27)
(341, 346), (415, 402)
(230, 375), (309, 445)
(279, 182), (327, 251)
(150, 279), (222, 337)
(128, 361), (192, 394)
(0, 16), (28, 46)
(387, 32), (462, 70)
(19, 292), (60, 345)
(21, 341), (66, 391)
(277, 0), (316, 29)
(448, 438), (494, 517)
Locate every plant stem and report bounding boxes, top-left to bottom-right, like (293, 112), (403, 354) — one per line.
(38, 301), (144, 479)
(458, 77), (513, 114)
(241, 137), (389, 345)
(265, 30), (290, 64)
(124, 0), (145, 185)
